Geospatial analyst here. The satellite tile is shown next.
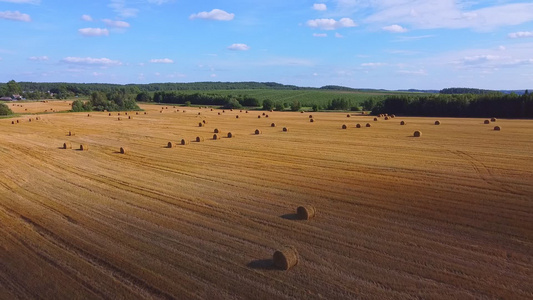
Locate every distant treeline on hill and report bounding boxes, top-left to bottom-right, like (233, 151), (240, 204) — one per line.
(440, 87), (497, 95)
(371, 92), (533, 118)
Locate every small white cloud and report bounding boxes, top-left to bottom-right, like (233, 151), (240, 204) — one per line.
(154, 72), (161, 76)
(150, 58), (174, 64)
(397, 69), (427, 75)
(81, 14), (92, 21)
(383, 24), (407, 33)
(103, 19), (130, 28)
(190, 9), (234, 21)
(28, 56), (48, 61)
(148, 0), (171, 4)
(306, 18), (356, 30)
(498, 45), (506, 51)
(335, 32), (344, 38)
(227, 43), (250, 51)
(210, 74), (217, 78)
(313, 33), (327, 37)
(0, 11), (31, 22)
(109, 0), (138, 18)
(313, 72), (319, 76)
(313, 3), (327, 11)
(361, 62), (387, 67)
(78, 28), (109, 37)
(61, 57), (122, 66)
(508, 31), (533, 39)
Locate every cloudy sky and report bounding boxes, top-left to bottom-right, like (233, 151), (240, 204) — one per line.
(1, 0), (533, 90)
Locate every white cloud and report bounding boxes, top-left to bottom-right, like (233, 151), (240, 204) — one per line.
(335, 32), (344, 38)
(313, 3), (327, 11)
(0, 11), (31, 22)
(148, 0), (172, 4)
(61, 57), (122, 66)
(306, 18), (356, 30)
(227, 43), (250, 51)
(81, 14), (92, 21)
(0, 0), (40, 3)
(383, 24), (407, 33)
(28, 56), (48, 61)
(109, 0), (138, 18)
(210, 74), (217, 78)
(397, 69), (427, 75)
(190, 9), (234, 21)
(102, 19), (130, 28)
(364, 1), (533, 30)
(508, 31), (533, 39)
(361, 62), (387, 67)
(313, 33), (327, 37)
(150, 58), (174, 64)
(78, 28), (109, 37)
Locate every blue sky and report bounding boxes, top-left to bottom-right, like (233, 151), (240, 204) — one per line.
(1, 0), (533, 90)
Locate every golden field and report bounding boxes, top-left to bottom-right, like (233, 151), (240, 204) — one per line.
(0, 102), (532, 299)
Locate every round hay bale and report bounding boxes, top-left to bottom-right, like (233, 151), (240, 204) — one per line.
(63, 142), (72, 149)
(366, 123), (371, 127)
(28, 118), (32, 122)
(400, 121), (406, 125)
(199, 122), (203, 127)
(484, 120), (490, 124)
(282, 127), (288, 132)
(167, 141), (174, 148)
(246, 111), (249, 113)
(11, 121), (15, 125)
(342, 124), (347, 129)
(254, 129), (261, 135)
(385, 116), (390, 120)
(136, 112), (139, 115)
(68, 131), (73, 136)
(310, 119), (314, 123)
(434, 120), (441, 125)
(109, 113), (112, 116)
(356, 123), (361, 128)
(223, 110), (226, 113)
(119, 147), (126, 154)
(391, 114), (396, 118)
(227, 132), (233, 138)
(271, 123), (276, 127)
(195, 136), (204, 142)
(240, 110), (243, 113)
(202, 120), (206, 124)
(125, 112), (128, 115)
(494, 126), (501, 131)
(347, 114), (351, 118)
(213, 134), (219, 140)
(181, 139), (189, 145)
(273, 246), (299, 271)
(258, 115), (261, 119)
(211, 108), (213, 111)
(308, 115), (313, 118)
(118, 117), (122, 121)
(218, 112), (221, 115)
(231, 109), (234, 112)
(414, 130), (422, 137)
(214, 128), (219, 133)
(297, 205), (316, 220)
(374, 117), (378, 121)
(118, 113), (121, 116)
(16, 120), (19, 123)
(491, 117), (497, 122)
(128, 116), (132, 119)
(198, 112), (201, 115)
(80, 144), (89, 151)
(265, 115), (269, 118)
(262, 112), (266, 116)
(144, 112), (147, 115)
(236, 115), (239, 119)
(300, 111), (304, 114)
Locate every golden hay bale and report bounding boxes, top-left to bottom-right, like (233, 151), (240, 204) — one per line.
(144, 112), (147, 115)
(391, 114), (396, 118)
(181, 139), (189, 145)
(16, 120), (19, 123)
(211, 108), (213, 111)
(262, 112), (266, 116)
(196, 136), (204, 142)
(297, 205), (316, 220)
(119, 147), (126, 154)
(218, 112), (221, 115)
(240, 110), (243, 112)
(125, 112), (128, 115)
(68, 131), (74, 136)
(484, 120), (490, 124)
(202, 120), (206, 124)
(28, 118), (32, 122)
(63, 142), (72, 149)
(223, 110), (226, 113)
(385, 116), (390, 120)
(79, 144), (89, 151)
(213, 134), (219, 140)
(273, 246), (299, 271)
(356, 123), (361, 128)
(374, 117), (378, 121)
(342, 124), (347, 129)
(434, 120), (441, 125)
(300, 111), (304, 114)
(199, 122), (203, 127)
(227, 132), (234, 138)
(491, 117), (497, 122)
(258, 115), (261, 119)
(167, 141), (174, 148)
(198, 112), (201, 115)
(230, 109), (233, 111)
(128, 116), (132, 119)
(347, 114), (351, 117)
(266, 115), (269, 118)
(236, 115), (239, 119)
(214, 128), (220, 133)
(109, 113), (112, 116)
(136, 112), (139, 115)
(11, 121), (15, 125)
(400, 121), (406, 125)
(87, 114), (91, 117)
(366, 123), (371, 127)
(308, 115), (313, 118)
(271, 123), (276, 127)
(246, 111), (249, 113)
(118, 117), (122, 121)
(494, 126), (501, 131)
(283, 127), (288, 132)
(118, 113), (121, 115)
(160, 111), (163, 113)
(414, 130), (422, 137)
(255, 129), (261, 135)
(165, 107), (168, 109)
(310, 119), (314, 123)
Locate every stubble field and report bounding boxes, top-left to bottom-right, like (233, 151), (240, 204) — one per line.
(0, 102), (532, 299)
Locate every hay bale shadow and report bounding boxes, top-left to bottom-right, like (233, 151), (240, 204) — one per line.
(280, 213), (300, 220)
(247, 259), (276, 270)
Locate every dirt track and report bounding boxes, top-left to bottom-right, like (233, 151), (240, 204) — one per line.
(1, 103), (532, 299)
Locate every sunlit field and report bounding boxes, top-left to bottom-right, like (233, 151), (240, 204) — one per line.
(1, 101), (532, 299)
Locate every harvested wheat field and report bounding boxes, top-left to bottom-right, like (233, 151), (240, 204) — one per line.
(1, 103), (532, 299)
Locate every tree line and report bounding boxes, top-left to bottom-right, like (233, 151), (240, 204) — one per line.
(370, 92), (533, 118)
(71, 90), (139, 112)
